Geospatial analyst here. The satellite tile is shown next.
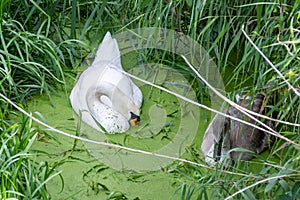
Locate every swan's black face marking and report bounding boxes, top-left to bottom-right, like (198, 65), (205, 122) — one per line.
(130, 112), (140, 121)
(130, 112), (140, 126)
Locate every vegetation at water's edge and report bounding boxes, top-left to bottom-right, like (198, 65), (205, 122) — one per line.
(0, 0), (299, 199)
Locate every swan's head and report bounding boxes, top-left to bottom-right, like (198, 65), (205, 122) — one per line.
(129, 111), (140, 126)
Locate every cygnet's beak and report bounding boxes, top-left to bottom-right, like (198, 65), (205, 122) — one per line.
(129, 112), (140, 126)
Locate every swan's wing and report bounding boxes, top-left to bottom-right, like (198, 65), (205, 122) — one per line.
(70, 66), (107, 132)
(70, 82), (103, 133)
(92, 32), (122, 69)
(70, 66), (103, 111)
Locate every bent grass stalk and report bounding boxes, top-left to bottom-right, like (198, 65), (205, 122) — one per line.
(241, 25), (300, 97)
(224, 173), (299, 200)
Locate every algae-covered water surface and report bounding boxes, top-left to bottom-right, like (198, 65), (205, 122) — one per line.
(29, 62), (209, 199)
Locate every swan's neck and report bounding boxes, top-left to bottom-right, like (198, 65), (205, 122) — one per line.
(86, 82), (139, 120)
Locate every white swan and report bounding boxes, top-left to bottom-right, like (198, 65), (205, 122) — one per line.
(69, 32), (143, 133)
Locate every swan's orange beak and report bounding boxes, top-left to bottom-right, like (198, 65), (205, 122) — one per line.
(130, 112), (140, 126)
(130, 118), (139, 126)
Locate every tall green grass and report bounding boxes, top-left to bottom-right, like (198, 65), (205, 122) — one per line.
(0, 0), (299, 199)
(0, 103), (60, 199)
(0, 0), (89, 103)
(1, 0), (87, 199)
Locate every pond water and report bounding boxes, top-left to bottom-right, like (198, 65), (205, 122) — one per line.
(29, 63), (210, 199)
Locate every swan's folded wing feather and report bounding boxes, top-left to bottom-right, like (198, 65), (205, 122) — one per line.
(93, 32), (122, 68)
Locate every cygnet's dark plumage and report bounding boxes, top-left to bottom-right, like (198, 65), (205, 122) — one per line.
(201, 93), (275, 165)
